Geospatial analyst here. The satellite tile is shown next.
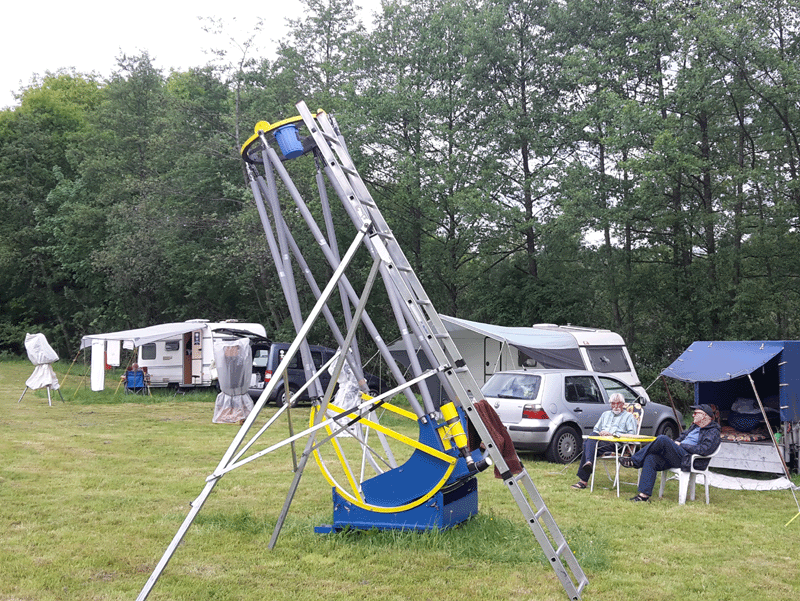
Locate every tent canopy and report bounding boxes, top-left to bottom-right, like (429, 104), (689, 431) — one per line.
(660, 340), (800, 422)
(80, 322), (210, 350)
(660, 341), (785, 383)
(440, 316), (585, 370)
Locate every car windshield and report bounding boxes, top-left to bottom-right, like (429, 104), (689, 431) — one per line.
(482, 374), (541, 400)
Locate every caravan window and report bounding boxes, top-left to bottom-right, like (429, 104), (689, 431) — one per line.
(586, 346), (630, 373)
(141, 343), (157, 360)
(165, 340), (180, 352)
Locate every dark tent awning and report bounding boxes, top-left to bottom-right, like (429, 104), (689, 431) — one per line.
(660, 341), (784, 383)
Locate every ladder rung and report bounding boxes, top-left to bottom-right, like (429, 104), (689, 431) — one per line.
(556, 541), (568, 556)
(534, 506), (548, 520)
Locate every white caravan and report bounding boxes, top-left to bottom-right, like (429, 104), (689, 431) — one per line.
(81, 319), (267, 391)
(389, 316), (648, 403)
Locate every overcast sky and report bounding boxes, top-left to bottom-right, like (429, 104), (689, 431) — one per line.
(2, 0), (381, 110)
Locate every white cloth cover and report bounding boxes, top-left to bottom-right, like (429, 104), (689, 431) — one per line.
(706, 471), (797, 491)
(91, 339), (106, 391)
(327, 353), (365, 438)
(106, 340), (121, 366)
(212, 338), (254, 424)
(24, 333), (60, 390)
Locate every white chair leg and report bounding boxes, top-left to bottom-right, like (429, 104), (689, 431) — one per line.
(658, 470), (667, 499)
(677, 471), (689, 505)
(688, 473), (698, 501)
(703, 473), (711, 504)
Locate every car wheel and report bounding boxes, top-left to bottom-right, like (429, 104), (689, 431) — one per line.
(655, 420), (678, 439)
(278, 386), (299, 406)
(545, 425), (581, 464)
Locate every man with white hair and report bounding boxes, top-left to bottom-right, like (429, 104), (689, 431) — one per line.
(571, 393), (638, 489)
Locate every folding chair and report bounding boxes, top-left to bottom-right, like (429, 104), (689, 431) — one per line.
(125, 369), (148, 394)
(590, 402), (644, 496)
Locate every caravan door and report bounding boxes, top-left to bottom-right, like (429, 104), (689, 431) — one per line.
(183, 330), (203, 385)
(483, 337), (504, 382)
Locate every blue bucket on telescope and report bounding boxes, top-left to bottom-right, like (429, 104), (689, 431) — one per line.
(274, 124), (304, 159)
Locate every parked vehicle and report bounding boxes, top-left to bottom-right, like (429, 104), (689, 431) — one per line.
(81, 319), (268, 391)
(481, 369), (681, 463)
(249, 342), (390, 404)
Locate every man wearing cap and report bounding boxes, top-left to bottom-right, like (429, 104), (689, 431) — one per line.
(620, 403), (721, 502)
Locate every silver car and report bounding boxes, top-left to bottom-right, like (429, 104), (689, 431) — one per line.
(482, 369), (682, 463)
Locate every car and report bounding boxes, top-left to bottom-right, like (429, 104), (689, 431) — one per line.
(248, 341), (390, 405)
(481, 369), (682, 464)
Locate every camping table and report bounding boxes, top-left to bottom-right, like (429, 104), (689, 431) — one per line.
(587, 434), (656, 496)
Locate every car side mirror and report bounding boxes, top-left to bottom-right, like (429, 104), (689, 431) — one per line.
(637, 397), (647, 406)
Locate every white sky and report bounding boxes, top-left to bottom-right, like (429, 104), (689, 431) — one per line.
(2, 0), (382, 110)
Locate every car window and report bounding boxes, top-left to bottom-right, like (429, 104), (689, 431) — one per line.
(586, 346), (631, 373)
(482, 373), (541, 400)
(564, 376), (603, 404)
(598, 376), (639, 404)
(276, 348), (302, 370)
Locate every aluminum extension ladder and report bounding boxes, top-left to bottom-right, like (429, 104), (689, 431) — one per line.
(292, 102), (588, 600)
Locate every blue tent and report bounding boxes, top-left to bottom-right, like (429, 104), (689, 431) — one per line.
(660, 340), (800, 422)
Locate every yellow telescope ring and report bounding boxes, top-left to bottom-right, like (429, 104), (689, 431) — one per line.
(311, 403), (457, 513)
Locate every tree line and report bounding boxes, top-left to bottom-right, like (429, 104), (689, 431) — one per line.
(2, 0), (799, 394)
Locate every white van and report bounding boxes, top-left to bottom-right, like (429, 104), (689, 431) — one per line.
(136, 320), (268, 389)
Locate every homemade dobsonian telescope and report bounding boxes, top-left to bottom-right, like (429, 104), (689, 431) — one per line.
(135, 103), (588, 601)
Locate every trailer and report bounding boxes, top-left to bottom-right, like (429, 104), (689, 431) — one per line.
(80, 319), (267, 391)
(389, 316), (648, 404)
(661, 340), (800, 474)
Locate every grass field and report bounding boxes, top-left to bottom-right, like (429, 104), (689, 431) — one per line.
(2, 358), (799, 601)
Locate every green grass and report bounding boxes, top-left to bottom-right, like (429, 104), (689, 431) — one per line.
(2, 358), (800, 601)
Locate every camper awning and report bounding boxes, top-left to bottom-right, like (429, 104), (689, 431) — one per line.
(441, 315), (584, 370)
(80, 322), (207, 350)
(660, 341), (785, 383)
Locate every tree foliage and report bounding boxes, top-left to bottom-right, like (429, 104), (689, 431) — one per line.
(2, 0), (800, 389)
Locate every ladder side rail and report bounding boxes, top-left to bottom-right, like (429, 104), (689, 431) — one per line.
(515, 474), (589, 589)
(504, 475), (588, 600)
(378, 262), (441, 415)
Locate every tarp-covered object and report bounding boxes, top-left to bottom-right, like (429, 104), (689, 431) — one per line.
(212, 338), (254, 424)
(661, 340), (800, 421)
(24, 333), (60, 391)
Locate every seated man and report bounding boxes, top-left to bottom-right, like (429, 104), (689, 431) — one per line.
(620, 403), (721, 502)
(571, 393), (637, 489)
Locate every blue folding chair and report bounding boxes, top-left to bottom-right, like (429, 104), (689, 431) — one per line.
(125, 369), (147, 394)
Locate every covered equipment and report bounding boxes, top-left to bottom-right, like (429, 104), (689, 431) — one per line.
(18, 333), (64, 406)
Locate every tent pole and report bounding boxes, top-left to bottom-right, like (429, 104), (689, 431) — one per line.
(661, 376), (684, 433)
(746, 374), (794, 481)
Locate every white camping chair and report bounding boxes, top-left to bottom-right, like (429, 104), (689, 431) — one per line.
(658, 445), (721, 505)
(590, 402), (643, 497)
